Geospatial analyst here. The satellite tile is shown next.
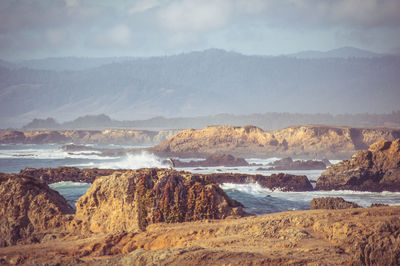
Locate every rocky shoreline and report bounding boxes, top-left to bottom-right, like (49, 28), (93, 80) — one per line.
(0, 170), (399, 265)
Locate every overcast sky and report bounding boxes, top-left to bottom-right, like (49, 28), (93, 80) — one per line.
(1, 0), (400, 60)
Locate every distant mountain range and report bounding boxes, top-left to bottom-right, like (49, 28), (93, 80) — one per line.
(21, 112), (400, 131)
(1, 47), (399, 128)
(286, 47), (383, 59)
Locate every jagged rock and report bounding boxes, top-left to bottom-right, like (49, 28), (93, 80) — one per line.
(167, 154), (249, 168)
(151, 125), (400, 159)
(316, 139), (400, 191)
(0, 173), (74, 247)
(19, 167), (120, 184)
(310, 197), (361, 210)
(208, 173), (313, 192)
(72, 169), (246, 234)
(266, 157), (326, 170)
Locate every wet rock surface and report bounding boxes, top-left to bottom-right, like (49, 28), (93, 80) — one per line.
(167, 154), (249, 167)
(263, 157), (327, 170)
(316, 139), (400, 191)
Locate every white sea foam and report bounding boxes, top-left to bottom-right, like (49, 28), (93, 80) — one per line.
(73, 151), (169, 169)
(220, 182), (400, 207)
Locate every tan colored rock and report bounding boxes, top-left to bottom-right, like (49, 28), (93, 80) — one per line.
(0, 173), (74, 247)
(316, 139), (400, 191)
(151, 125), (400, 159)
(73, 169), (245, 234)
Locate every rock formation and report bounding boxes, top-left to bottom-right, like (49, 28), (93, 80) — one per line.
(167, 154), (249, 168)
(72, 169), (246, 234)
(19, 167), (120, 184)
(310, 197), (361, 210)
(151, 125), (400, 159)
(208, 173), (313, 192)
(0, 129), (179, 145)
(0, 173), (74, 247)
(1, 206), (399, 265)
(262, 157), (326, 170)
(316, 139), (400, 191)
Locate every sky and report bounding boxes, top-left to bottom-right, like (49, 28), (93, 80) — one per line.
(1, 0), (400, 60)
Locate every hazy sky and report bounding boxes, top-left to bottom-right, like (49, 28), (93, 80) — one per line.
(1, 0), (400, 60)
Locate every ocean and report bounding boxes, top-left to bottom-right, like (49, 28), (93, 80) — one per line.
(1, 143), (399, 214)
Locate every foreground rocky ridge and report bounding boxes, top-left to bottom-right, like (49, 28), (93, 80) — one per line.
(1, 206), (399, 265)
(0, 129), (179, 145)
(152, 125), (400, 159)
(316, 139), (400, 191)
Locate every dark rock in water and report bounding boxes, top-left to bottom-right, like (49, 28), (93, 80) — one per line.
(316, 139), (400, 192)
(370, 203), (389, 208)
(266, 157), (326, 170)
(0, 173), (74, 247)
(167, 154), (249, 168)
(208, 173), (313, 192)
(72, 169), (246, 233)
(19, 167), (122, 184)
(310, 197), (361, 210)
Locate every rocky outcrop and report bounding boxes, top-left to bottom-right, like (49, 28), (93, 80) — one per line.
(262, 157), (326, 170)
(72, 169), (246, 234)
(0, 129), (179, 145)
(151, 125), (400, 159)
(209, 173), (313, 192)
(0, 173), (74, 247)
(19, 167), (121, 184)
(316, 139), (400, 191)
(310, 197), (361, 210)
(2, 207), (399, 265)
(168, 154), (249, 168)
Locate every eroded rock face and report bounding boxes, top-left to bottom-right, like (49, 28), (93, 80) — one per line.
(316, 139), (400, 191)
(0, 173), (74, 247)
(73, 169), (246, 234)
(168, 154), (249, 168)
(310, 197), (361, 210)
(151, 125), (400, 159)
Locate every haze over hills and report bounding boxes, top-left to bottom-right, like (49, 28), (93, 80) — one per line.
(1, 48), (399, 128)
(286, 47), (383, 59)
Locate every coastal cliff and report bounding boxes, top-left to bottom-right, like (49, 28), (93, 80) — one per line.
(151, 125), (400, 159)
(0, 129), (179, 145)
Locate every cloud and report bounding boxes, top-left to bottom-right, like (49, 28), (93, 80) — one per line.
(95, 24), (133, 47)
(157, 0), (232, 32)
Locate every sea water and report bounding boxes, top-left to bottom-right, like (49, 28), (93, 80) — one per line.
(1, 144), (399, 214)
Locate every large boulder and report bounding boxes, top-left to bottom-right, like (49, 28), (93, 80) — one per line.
(72, 169), (246, 234)
(310, 197), (361, 210)
(316, 139), (400, 191)
(0, 173), (74, 247)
